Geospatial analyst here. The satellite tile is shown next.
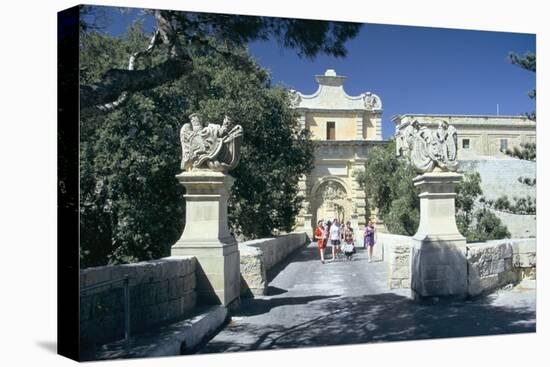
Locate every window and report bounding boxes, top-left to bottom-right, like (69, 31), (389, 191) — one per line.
(462, 139), (470, 149)
(326, 121), (335, 140)
(500, 139), (508, 152)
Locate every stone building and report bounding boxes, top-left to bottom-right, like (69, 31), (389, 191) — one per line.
(392, 114), (536, 160)
(291, 69), (386, 236)
(393, 113), (536, 238)
(291, 70), (536, 238)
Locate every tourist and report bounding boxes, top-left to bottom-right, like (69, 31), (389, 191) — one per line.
(329, 218), (341, 261)
(314, 220), (326, 264)
(342, 221), (355, 260)
(323, 220), (330, 253)
(363, 219), (377, 262)
(340, 221), (347, 242)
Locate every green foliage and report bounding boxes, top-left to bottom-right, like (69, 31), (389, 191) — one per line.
(383, 169), (419, 236)
(355, 139), (419, 236)
(509, 51), (536, 72)
(455, 172), (510, 241)
(79, 25), (314, 267)
(518, 176), (536, 186)
(355, 144), (510, 242)
(508, 51), (536, 120)
(464, 209), (511, 242)
(192, 57), (315, 239)
(485, 195), (536, 215)
(79, 8), (362, 109)
(505, 142), (536, 161)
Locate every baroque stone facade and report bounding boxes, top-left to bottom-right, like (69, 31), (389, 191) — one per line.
(291, 69), (385, 235)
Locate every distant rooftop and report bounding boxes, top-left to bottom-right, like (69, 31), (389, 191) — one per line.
(392, 113), (535, 126)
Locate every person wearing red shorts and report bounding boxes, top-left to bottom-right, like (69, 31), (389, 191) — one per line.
(314, 220), (326, 263)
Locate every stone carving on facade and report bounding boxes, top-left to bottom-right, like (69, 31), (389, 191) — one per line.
(288, 89), (302, 108)
(322, 181), (346, 202)
(363, 92), (380, 110)
(395, 120), (458, 173)
(319, 181), (347, 220)
(180, 113), (243, 173)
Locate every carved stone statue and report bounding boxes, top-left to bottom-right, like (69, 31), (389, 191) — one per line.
(363, 92), (380, 110)
(289, 89), (302, 108)
(180, 113), (243, 173)
(395, 119), (458, 173)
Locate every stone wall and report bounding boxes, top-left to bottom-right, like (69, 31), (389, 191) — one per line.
(467, 239), (536, 296)
(467, 241), (515, 297)
(511, 238), (537, 279)
(379, 232), (413, 289)
(239, 232), (307, 296)
(378, 233), (536, 295)
(80, 256), (197, 346)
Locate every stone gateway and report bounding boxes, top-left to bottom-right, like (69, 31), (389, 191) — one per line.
(290, 69), (385, 237)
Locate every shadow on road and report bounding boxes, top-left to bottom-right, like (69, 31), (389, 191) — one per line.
(266, 286), (288, 296)
(232, 294), (339, 317)
(202, 291), (535, 353)
(266, 242), (329, 282)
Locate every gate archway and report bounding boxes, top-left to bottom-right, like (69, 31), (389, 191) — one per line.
(310, 178), (352, 227)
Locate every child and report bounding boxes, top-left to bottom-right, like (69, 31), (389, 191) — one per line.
(342, 221), (355, 261)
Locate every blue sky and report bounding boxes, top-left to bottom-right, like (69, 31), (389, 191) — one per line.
(84, 6), (536, 139)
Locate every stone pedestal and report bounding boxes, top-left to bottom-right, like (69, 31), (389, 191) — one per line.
(410, 172), (467, 300)
(171, 171), (240, 306)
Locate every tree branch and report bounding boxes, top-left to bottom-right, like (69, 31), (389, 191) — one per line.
(96, 29), (163, 112)
(81, 10), (190, 112)
(80, 56), (191, 110)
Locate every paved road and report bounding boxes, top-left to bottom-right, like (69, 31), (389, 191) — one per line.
(199, 242), (536, 353)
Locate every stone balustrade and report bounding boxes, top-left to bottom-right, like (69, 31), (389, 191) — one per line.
(80, 256), (197, 346)
(239, 232), (308, 296)
(378, 233), (536, 296)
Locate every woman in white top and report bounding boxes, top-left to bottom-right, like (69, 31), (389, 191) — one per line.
(329, 218), (341, 261)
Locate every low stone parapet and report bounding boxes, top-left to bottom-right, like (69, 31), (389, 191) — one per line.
(378, 233), (536, 296)
(467, 241), (515, 297)
(80, 256), (197, 346)
(239, 232), (308, 296)
(467, 238), (536, 297)
(511, 238), (536, 279)
(378, 232), (413, 289)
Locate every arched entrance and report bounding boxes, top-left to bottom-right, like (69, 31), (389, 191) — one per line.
(311, 178), (352, 226)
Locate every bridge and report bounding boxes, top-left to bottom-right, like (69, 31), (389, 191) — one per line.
(199, 242), (535, 353)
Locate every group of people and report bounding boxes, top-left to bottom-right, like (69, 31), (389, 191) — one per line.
(314, 218), (377, 264)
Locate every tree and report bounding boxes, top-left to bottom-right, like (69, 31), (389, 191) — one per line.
(355, 140), (510, 242)
(355, 139), (419, 235)
(79, 23), (317, 266)
(455, 172), (510, 241)
(505, 142), (536, 161)
(79, 6), (361, 112)
(508, 51), (536, 121)
(489, 51), (537, 216)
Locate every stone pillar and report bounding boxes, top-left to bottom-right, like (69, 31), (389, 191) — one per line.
(298, 112), (306, 131)
(171, 170), (240, 306)
(372, 112), (383, 140)
(410, 172), (467, 300)
(355, 113), (364, 139)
